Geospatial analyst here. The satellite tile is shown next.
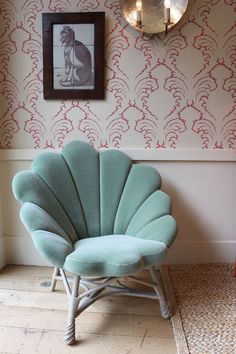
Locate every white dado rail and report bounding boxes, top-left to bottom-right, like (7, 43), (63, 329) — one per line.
(0, 148), (236, 161)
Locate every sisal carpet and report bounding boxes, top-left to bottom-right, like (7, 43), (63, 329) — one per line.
(162, 263), (236, 354)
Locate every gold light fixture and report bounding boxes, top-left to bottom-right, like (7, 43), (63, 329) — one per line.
(163, 0), (172, 34)
(135, 0), (143, 30)
(119, 0), (188, 35)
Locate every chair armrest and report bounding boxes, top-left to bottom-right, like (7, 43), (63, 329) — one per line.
(136, 215), (177, 247)
(20, 202), (72, 244)
(32, 230), (73, 267)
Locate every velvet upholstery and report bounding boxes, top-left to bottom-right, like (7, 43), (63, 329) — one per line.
(65, 236), (167, 276)
(12, 141), (177, 277)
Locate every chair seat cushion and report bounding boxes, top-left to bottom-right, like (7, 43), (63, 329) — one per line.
(64, 235), (167, 277)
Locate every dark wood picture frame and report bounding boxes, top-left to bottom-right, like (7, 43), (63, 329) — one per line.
(42, 12), (105, 100)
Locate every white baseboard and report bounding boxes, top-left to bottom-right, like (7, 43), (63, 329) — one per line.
(0, 238), (6, 269)
(4, 236), (236, 266)
(165, 241), (236, 264)
(4, 236), (50, 266)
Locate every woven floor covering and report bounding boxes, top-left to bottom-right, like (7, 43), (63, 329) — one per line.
(162, 263), (236, 354)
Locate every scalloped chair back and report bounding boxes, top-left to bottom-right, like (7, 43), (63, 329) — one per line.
(13, 140), (176, 247)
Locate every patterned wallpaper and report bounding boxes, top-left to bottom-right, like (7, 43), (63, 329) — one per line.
(0, 0), (235, 150)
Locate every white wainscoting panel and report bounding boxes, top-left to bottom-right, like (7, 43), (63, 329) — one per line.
(1, 150), (236, 265)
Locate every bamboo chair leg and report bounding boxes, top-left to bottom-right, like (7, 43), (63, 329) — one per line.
(51, 267), (60, 291)
(150, 266), (172, 319)
(63, 274), (80, 345)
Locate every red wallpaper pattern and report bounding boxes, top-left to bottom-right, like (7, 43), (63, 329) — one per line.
(0, 0), (235, 149)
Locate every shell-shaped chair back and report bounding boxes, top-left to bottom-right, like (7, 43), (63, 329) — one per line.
(12, 141), (175, 248)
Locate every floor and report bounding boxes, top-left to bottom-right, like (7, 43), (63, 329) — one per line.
(0, 266), (177, 354)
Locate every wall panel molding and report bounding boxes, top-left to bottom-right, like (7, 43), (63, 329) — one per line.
(2, 158), (235, 265)
(0, 148), (235, 162)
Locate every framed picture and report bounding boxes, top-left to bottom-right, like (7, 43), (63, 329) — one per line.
(42, 12), (105, 99)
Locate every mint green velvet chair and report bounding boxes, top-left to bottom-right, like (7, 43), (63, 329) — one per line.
(12, 140), (177, 345)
